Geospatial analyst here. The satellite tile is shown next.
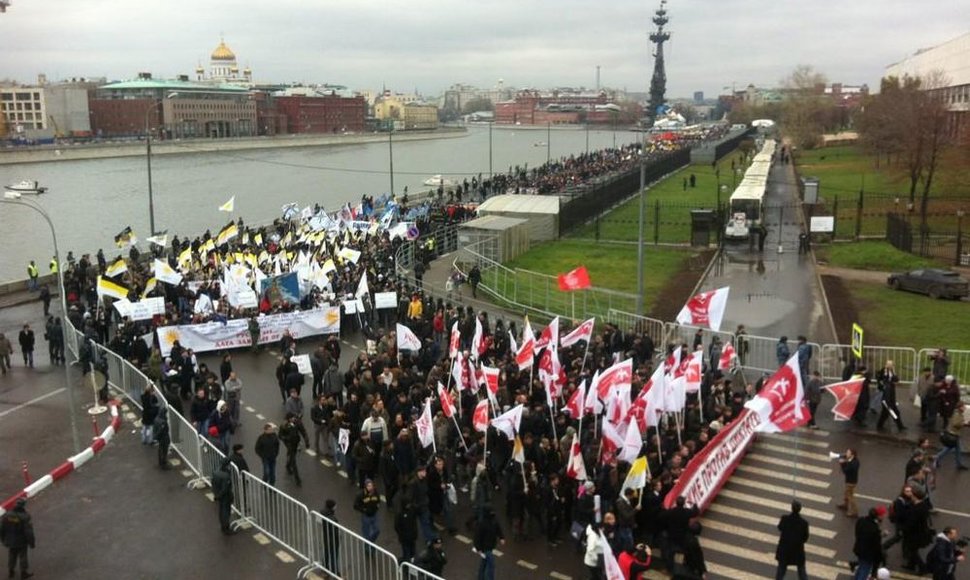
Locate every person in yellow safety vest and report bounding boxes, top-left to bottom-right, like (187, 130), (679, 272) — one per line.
(26, 260), (39, 291)
(49, 256), (58, 275)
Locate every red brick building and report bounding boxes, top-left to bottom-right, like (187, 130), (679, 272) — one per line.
(494, 90), (638, 125)
(275, 94), (366, 134)
(89, 98), (162, 137)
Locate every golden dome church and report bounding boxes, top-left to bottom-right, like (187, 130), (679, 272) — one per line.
(196, 38), (253, 86)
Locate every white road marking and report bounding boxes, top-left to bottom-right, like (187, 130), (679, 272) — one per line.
(305, 449), (317, 457)
(745, 452), (832, 475)
(169, 458), (181, 466)
(549, 573), (572, 580)
(204, 492), (214, 502)
(493, 549), (503, 557)
(180, 470), (193, 478)
(455, 534), (473, 545)
(704, 504), (837, 539)
(253, 533), (271, 545)
(753, 442), (834, 463)
(716, 489), (834, 521)
(700, 537), (842, 580)
(726, 476), (831, 504)
(760, 434), (830, 449)
(856, 493), (970, 519)
(774, 426), (830, 437)
(275, 550), (295, 563)
(702, 519), (836, 558)
(0, 387), (64, 418)
(337, 470), (348, 478)
(245, 406), (256, 413)
(320, 459), (333, 467)
(255, 413), (265, 420)
(734, 464), (830, 489)
(516, 560), (536, 570)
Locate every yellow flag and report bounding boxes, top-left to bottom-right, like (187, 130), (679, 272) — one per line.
(219, 195), (235, 212)
(97, 276), (129, 300)
(513, 436), (525, 464)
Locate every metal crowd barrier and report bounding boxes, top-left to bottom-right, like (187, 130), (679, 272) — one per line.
(735, 333), (822, 376)
(663, 322), (735, 356)
(917, 348), (970, 387)
(236, 471), (312, 570)
(400, 561), (447, 580)
(819, 344), (918, 384)
(304, 510), (400, 580)
(606, 309), (666, 351)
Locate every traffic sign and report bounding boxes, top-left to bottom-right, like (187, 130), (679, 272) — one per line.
(851, 323), (864, 360)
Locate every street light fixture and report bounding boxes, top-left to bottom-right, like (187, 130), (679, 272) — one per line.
(0, 191), (81, 453)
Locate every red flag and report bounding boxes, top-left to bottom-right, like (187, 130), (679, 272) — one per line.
(561, 318), (595, 348)
(597, 358), (633, 400)
(565, 433), (588, 480)
(675, 286), (730, 332)
(600, 420), (623, 465)
(481, 365), (500, 399)
(822, 377), (865, 421)
(516, 322), (536, 370)
(584, 372), (602, 414)
(437, 381), (456, 419)
(452, 352), (467, 391)
(684, 350), (704, 394)
(473, 399), (490, 432)
(535, 317), (559, 353)
(557, 266), (591, 291)
(719, 341), (737, 371)
(449, 321), (460, 359)
(538, 345), (563, 407)
(744, 353), (809, 433)
(565, 381), (586, 418)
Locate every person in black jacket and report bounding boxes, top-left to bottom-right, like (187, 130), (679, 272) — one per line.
(319, 499), (340, 574)
(852, 507), (886, 580)
(415, 537), (447, 576)
(837, 448), (860, 518)
(211, 458), (236, 535)
(1, 498), (35, 579)
(394, 500), (419, 563)
(927, 527), (964, 580)
(279, 413), (303, 486)
(473, 507), (505, 580)
(254, 423), (281, 485)
(153, 406), (171, 469)
(775, 500), (810, 580)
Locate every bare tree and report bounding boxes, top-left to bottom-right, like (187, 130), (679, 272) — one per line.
(780, 65), (829, 149)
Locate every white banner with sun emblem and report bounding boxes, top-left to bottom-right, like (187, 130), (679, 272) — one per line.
(156, 306), (341, 356)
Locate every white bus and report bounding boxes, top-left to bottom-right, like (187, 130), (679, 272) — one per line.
(724, 140), (775, 240)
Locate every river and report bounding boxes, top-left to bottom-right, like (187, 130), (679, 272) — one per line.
(0, 125), (640, 281)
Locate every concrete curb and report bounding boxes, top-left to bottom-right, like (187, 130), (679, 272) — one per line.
(687, 246), (722, 297)
(810, 247), (840, 344)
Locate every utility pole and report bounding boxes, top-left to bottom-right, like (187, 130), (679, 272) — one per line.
(546, 122), (551, 164)
(388, 128), (395, 196)
(488, 121), (493, 177)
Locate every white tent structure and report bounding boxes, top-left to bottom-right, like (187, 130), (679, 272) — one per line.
(476, 195), (561, 242)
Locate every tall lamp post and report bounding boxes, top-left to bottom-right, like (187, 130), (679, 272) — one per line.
(488, 120), (494, 177)
(1, 191), (81, 453)
(388, 125), (395, 196)
(144, 92), (179, 237)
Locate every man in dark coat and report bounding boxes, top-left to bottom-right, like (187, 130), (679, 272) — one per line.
(775, 500), (810, 580)
(1, 498), (35, 579)
(211, 458), (236, 535)
(852, 506), (886, 580)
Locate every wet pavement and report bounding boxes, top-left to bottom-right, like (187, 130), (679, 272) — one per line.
(701, 160), (836, 344)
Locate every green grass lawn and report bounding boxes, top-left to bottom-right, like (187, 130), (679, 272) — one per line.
(570, 149), (747, 244)
(797, 146), (970, 239)
(845, 279), (970, 350)
(485, 240), (693, 318)
(817, 241), (942, 272)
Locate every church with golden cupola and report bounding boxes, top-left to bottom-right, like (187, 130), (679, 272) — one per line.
(195, 38), (253, 87)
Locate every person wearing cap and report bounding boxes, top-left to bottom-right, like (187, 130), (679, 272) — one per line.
(851, 507), (886, 580)
(1, 497), (35, 579)
(415, 537), (447, 576)
(775, 500), (810, 580)
(208, 400), (233, 453)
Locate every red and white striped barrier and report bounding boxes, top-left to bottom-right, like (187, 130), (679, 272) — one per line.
(0, 400), (122, 515)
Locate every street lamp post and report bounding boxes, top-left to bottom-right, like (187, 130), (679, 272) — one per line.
(1, 193), (81, 453)
(546, 122), (551, 164)
(388, 127), (395, 196)
(145, 92), (179, 237)
(488, 120), (493, 177)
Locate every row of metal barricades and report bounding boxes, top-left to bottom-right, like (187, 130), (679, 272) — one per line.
(64, 321), (445, 580)
(603, 309), (969, 388)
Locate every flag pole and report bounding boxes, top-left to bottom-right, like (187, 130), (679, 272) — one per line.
(672, 411), (683, 447)
(548, 403), (559, 444)
(581, 339), (591, 376)
(451, 414), (469, 452)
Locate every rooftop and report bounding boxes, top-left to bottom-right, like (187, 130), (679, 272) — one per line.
(100, 79), (250, 93)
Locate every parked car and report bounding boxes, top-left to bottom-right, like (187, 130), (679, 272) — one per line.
(887, 268), (969, 299)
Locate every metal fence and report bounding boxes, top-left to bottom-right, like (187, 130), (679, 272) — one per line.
(819, 344), (919, 385)
(306, 510), (400, 580)
(237, 471), (312, 570)
(917, 349), (970, 386)
(606, 309), (666, 351)
(736, 334), (822, 377)
(400, 562), (447, 580)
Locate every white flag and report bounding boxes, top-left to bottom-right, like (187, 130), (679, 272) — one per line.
(414, 399), (435, 448)
(338, 428), (350, 454)
(219, 195), (235, 212)
(396, 323), (422, 352)
(618, 419), (643, 464)
(153, 259), (183, 285)
(490, 404), (523, 440)
(355, 271), (369, 299)
(675, 286), (730, 332)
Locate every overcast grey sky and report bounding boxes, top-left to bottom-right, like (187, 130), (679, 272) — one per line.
(1, 0), (967, 97)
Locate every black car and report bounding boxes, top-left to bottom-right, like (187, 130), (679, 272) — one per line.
(887, 268), (969, 299)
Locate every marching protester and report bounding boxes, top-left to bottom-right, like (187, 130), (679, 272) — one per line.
(1, 498), (35, 580)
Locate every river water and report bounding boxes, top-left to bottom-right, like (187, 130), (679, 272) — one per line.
(0, 125), (639, 281)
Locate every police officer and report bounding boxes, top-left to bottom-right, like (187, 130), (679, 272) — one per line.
(1, 497), (35, 579)
(47, 256), (58, 276)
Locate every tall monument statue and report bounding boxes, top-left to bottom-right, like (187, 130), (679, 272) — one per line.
(647, 0), (671, 125)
